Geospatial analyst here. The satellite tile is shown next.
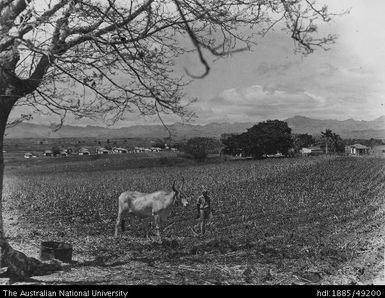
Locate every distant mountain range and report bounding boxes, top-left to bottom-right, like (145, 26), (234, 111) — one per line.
(285, 116), (385, 139)
(4, 116), (385, 140)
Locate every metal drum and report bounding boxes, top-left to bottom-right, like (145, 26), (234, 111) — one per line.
(40, 241), (73, 263)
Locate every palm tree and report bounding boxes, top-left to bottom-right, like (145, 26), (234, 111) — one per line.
(321, 129), (333, 154)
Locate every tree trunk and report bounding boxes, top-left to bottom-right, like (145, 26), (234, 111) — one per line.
(0, 43), (62, 280)
(0, 101), (61, 281)
(0, 106), (9, 244)
(325, 139), (328, 155)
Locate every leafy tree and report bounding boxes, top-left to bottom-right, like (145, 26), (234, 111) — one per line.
(293, 133), (314, 151)
(172, 143), (182, 150)
(367, 138), (385, 148)
(333, 134), (345, 153)
(51, 146), (61, 156)
(321, 129), (345, 153)
(153, 140), (166, 149)
(241, 120), (293, 158)
(0, 0), (338, 278)
(221, 133), (243, 156)
(330, 132), (345, 153)
(183, 137), (221, 161)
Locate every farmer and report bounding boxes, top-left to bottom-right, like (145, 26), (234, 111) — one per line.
(194, 186), (213, 235)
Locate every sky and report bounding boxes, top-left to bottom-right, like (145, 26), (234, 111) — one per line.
(177, 0), (385, 125)
(11, 0), (385, 127)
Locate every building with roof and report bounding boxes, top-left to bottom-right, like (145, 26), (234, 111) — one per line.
(346, 144), (369, 156)
(78, 148), (90, 155)
(96, 147), (110, 154)
(300, 146), (323, 156)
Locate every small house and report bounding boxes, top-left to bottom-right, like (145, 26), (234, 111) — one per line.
(118, 148), (128, 154)
(24, 152), (36, 159)
(300, 146), (323, 156)
(112, 147), (128, 154)
(96, 147), (110, 154)
(78, 148), (90, 156)
(60, 150), (69, 157)
(347, 144), (369, 156)
(134, 147), (145, 153)
(42, 150), (53, 157)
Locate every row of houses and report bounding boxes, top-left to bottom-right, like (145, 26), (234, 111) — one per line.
(25, 149), (74, 158)
(300, 143), (370, 156)
(95, 146), (178, 154)
(96, 147), (128, 154)
(40, 147), (130, 156)
(24, 146), (179, 158)
(132, 146), (178, 153)
(229, 143), (371, 159)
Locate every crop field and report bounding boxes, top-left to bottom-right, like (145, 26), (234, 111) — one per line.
(2, 155), (385, 284)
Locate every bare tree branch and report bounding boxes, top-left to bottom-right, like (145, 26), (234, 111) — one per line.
(5, 113), (32, 129)
(0, 0), (341, 126)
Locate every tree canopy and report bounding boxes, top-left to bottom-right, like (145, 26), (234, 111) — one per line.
(293, 133), (314, 151)
(222, 120), (293, 158)
(320, 129), (344, 153)
(183, 137), (221, 161)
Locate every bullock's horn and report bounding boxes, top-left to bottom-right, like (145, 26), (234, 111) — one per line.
(172, 180), (177, 192)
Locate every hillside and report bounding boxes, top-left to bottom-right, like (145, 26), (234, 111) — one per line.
(285, 116), (385, 138)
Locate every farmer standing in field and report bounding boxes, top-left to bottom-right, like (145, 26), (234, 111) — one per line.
(194, 186), (213, 235)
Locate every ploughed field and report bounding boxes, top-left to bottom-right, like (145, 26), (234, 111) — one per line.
(3, 155), (385, 284)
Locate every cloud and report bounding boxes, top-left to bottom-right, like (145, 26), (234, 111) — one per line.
(192, 65), (385, 123)
(192, 84), (336, 123)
